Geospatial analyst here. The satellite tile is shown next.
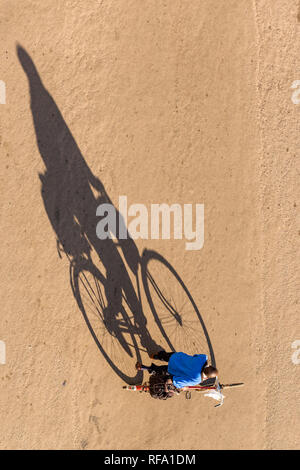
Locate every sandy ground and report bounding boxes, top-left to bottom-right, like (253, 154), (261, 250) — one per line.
(0, 0), (299, 450)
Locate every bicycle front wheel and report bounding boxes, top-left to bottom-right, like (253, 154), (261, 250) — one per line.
(221, 383), (244, 390)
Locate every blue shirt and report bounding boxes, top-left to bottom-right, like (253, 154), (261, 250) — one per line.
(167, 352), (208, 389)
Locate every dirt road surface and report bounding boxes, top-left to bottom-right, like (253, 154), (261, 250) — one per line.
(0, 0), (299, 449)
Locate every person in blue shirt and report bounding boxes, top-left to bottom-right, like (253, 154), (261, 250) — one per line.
(136, 350), (218, 391)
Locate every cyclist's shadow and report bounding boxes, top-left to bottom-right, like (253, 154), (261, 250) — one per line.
(18, 45), (216, 385)
(17, 45), (164, 384)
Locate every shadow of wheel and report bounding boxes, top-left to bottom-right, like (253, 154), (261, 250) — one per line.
(141, 249), (216, 367)
(70, 260), (142, 384)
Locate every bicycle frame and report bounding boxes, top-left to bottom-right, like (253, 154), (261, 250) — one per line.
(123, 377), (226, 406)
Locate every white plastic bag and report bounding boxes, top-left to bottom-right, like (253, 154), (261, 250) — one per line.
(204, 389), (225, 405)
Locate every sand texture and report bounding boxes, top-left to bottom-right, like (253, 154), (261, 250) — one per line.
(0, 0), (299, 449)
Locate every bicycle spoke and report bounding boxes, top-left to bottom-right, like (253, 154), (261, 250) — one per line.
(79, 276), (102, 312)
(80, 291), (103, 319)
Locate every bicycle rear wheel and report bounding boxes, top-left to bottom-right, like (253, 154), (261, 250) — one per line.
(123, 384), (149, 392)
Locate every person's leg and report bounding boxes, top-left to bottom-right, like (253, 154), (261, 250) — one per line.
(149, 363), (169, 374)
(136, 362), (151, 371)
(136, 362), (168, 374)
(151, 351), (174, 362)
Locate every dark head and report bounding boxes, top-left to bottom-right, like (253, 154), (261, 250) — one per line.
(203, 365), (218, 378)
(149, 375), (174, 400)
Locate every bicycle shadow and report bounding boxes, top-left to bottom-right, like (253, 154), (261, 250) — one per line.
(141, 249), (216, 368)
(17, 45), (216, 383)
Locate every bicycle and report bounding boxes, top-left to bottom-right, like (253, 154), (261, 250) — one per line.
(123, 378), (244, 407)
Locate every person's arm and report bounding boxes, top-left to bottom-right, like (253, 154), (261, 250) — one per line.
(165, 378), (180, 395)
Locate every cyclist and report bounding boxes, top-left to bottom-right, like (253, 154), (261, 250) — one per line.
(136, 350), (218, 391)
